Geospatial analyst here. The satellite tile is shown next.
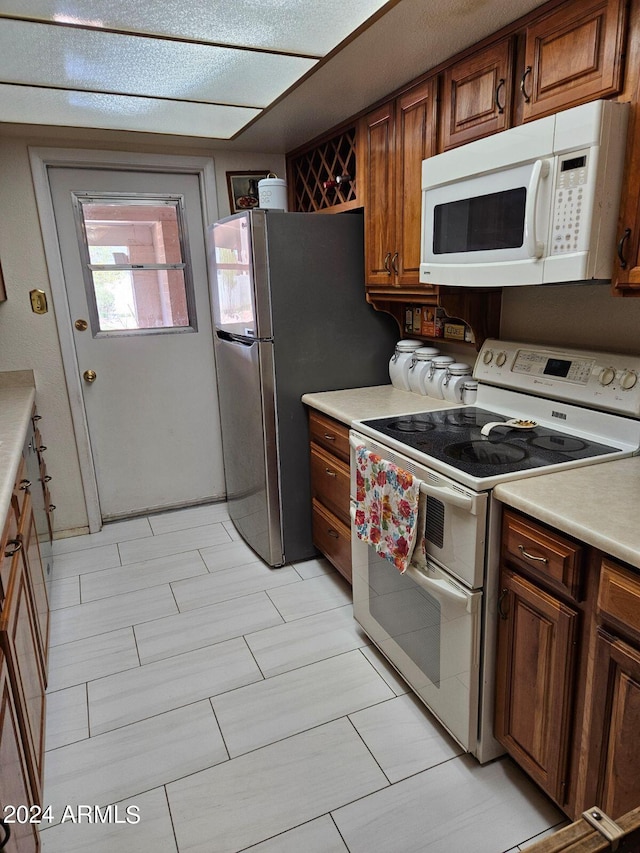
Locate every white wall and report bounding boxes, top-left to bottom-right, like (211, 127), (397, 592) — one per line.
(0, 128), (284, 535)
(500, 283), (640, 356)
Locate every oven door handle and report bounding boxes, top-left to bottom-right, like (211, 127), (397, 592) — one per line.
(404, 564), (477, 613)
(419, 481), (476, 514)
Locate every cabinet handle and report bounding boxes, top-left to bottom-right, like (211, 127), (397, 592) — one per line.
(498, 588), (509, 620)
(0, 818), (11, 850)
(383, 252), (392, 275)
(391, 252), (399, 275)
(38, 445), (47, 453)
(19, 479), (31, 491)
(327, 528), (340, 539)
(32, 414), (42, 422)
(324, 468), (337, 477)
(4, 539), (22, 558)
(617, 227), (631, 269)
(323, 433), (336, 442)
(43, 475), (52, 482)
(518, 544), (548, 564)
(520, 66), (532, 103)
(495, 78), (505, 114)
(49, 504), (56, 512)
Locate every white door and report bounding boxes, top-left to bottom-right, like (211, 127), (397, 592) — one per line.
(48, 167), (225, 520)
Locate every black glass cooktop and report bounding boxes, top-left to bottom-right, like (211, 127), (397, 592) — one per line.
(360, 407), (621, 478)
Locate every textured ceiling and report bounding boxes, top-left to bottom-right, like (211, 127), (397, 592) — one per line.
(0, 0), (549, 152)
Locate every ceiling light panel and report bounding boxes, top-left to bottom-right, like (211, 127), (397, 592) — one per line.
(0, 0), (392, 55)
(0, 82), (259, 137)
(0, 19), (317, 107)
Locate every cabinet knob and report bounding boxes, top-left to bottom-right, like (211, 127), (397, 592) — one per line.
(4, 539), (22, 558)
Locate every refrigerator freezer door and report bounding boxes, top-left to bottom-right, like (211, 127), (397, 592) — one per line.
(208, 211), (272, 339)
(213, 331), (283, 565)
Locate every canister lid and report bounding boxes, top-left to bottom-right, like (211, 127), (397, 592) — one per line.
(447, 362), (472, 375)
(462, 379), (478, 389)
(395, 339), (423, 352)
(432, 355), (455, 367)
(412, 347), (440, 360)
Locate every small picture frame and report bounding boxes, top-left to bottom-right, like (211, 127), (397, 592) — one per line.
(226, 170), (271, 213)
(0, 260), (6, 302)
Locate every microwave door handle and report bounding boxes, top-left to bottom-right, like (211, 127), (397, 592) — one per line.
(524, 158), (550, 259)
(419, 481), (476, 514)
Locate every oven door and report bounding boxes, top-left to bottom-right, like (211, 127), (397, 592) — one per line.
(352, 539), (482, 753)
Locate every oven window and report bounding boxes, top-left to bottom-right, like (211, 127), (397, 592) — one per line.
(368, 558), (441, 688)
(433, 186), (526, 254)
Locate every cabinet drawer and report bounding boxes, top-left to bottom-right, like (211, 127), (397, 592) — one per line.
(310, 443), (350, 525)
(312, 499), (352, 584)
(598, 559), (640, 639)
(308, 410), (350, 463)
(502, 509), (583, 600)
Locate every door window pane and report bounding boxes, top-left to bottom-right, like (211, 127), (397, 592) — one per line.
(75, 196), (195, 333)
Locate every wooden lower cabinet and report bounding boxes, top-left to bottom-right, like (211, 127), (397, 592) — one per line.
(0, 406), (51, 850)
(0, 649), (39, 852)
(580, 629), (640, 819)
(495, 567), (578, 804)
(308, 409), (353, 583)
(496, 508), (640, 820)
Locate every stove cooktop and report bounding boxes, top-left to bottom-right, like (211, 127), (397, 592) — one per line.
(358, 407), (622, 482)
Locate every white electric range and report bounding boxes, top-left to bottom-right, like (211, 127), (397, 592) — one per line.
(350, 340), (640, 763)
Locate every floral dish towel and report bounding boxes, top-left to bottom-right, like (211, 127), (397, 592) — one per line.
(354, 445), (422, 573)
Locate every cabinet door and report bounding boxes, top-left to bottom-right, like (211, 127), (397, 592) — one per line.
(519, 0), (627, 121)
(394, 78), (438, 289)
(580, 629), (640, 819)
(440, 38), (514, 150)
(361, 101), (396, 287)
(495, 568), (578, 805)
(21, 509), (48, 672)
(0, 557), (46, 802)
(613, 98), (640, 294)
(0, 650), (40, 853)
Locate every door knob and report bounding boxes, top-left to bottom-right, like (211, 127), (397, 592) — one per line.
(75, 318), (88, 331)
(83, 369), (97, 383)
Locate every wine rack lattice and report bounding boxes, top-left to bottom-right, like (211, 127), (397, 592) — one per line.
(289, 126), (357, 212)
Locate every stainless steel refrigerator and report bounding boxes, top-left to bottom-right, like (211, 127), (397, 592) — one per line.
(208, 209), (397, 566)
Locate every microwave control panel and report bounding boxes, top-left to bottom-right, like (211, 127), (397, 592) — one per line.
(551, 148), (591, 256)
(474, 340), (640, 417)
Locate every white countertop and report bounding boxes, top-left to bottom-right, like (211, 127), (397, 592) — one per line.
(301, 385), (458, 427)
(0, 371), (36, 528)
(494, 457), (640, 570)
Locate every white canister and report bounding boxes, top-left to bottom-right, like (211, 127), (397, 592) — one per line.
(258, 174), (288, 211)
(422, 355), (455, 398)
(389, 340), (423, 391)
(461, 379), (478, 405)
(407, 347), (440, 395)
(441, 362), (473, 403)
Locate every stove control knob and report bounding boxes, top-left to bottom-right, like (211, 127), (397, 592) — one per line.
(483, 349), (494, 365)
(496, 351), (507, 367)
(599, 367), (616, 387)
(620, 370), (638, 390)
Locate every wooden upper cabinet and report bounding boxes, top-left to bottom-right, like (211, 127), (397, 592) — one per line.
(518, 0), (627, 121)
(394, 79), (438, 288)
(361, 77), (437, 293)
(361, 100), (396, 287)
(440, 37), (514, 150)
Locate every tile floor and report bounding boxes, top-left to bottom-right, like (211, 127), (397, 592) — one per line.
(40, 502), (567, 853)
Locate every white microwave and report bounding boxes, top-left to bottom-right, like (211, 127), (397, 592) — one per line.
(420, 99), (629, 287)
